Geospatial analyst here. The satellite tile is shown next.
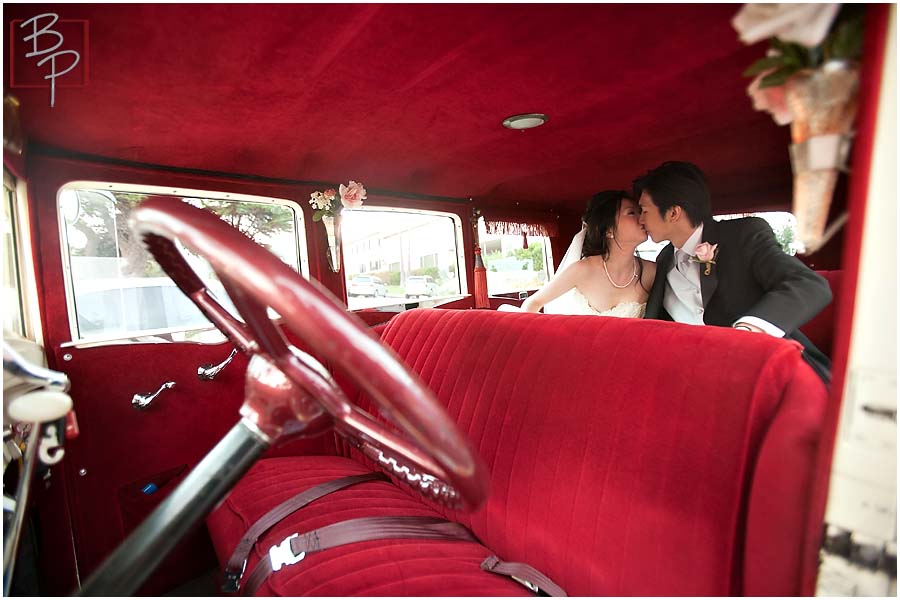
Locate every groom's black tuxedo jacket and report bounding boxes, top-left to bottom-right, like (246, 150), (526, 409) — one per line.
(644, 217), (833, 359)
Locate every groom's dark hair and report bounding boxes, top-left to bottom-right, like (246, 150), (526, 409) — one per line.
(632, 161), (711, 227)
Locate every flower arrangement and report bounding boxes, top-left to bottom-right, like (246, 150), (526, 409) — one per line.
(732, 3), (865, 254)
(309, 180), (367, 222)
(734, 3), (864, 124)
(690, 242), (718, 276)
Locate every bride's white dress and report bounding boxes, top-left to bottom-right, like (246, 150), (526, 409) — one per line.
(541, 228), (646, 318)
(570, 288), (646, 318)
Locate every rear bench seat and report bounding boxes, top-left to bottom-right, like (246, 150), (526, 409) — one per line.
(207, 308), (830, 596)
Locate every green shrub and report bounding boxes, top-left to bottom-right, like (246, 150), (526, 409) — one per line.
(410, 266), (441, 282)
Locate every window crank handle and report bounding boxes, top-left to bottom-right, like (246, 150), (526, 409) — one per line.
(198, 348), (238, 381)
(132, 381), (175, 410)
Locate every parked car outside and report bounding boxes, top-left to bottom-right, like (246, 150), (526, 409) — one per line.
(348, 275), (387, 297)
(404, 275), (438, 298)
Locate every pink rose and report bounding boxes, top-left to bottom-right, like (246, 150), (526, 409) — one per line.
(339, 180), (366, 209)
(747, 71), (793, 126)
(323, 188), (336, 200)
(694, 242), (718, 262)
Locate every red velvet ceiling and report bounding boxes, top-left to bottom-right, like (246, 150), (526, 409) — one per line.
(4, 4), (794, 214)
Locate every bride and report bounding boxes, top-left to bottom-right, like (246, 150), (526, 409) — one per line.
(521, 190), (655, 317)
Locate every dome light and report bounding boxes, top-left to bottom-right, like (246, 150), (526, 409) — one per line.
(502, 113), (548, 130)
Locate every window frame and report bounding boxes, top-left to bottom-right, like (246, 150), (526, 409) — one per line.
(4, 169), (43, 343)
(56, 181), (309, 345)
(340, 205), (469, 309)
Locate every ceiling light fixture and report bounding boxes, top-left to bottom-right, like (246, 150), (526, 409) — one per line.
(502, 113), (548, 130)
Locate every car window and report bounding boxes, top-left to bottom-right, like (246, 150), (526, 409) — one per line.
(58, 183), (308, 344)
(342, 207), (466, 310)
(3, 172), (24, 336)
(477, 218), (554, 296)
(636, 211), (799, 261)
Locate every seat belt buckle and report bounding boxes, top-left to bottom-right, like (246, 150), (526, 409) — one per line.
(512, 575), (540, 594)
(269, 533), (306, 572)
(221, 559), (247, 593)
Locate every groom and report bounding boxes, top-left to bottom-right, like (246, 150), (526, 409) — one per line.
(635, 161), (833, 379)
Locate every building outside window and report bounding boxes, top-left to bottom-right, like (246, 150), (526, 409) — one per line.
(341, 208), (465, 311)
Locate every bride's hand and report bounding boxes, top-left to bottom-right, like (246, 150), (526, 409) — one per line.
(497, 304), (523, 313)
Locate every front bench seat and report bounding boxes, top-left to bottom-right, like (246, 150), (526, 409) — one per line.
(206, 455), (528, 596)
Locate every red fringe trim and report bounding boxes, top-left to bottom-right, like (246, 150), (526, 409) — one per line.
(484, 220), (558, 237)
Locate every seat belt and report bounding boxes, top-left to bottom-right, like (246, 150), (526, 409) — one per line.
(222, 472), (387, 592)
(241, 515), (478, 595)
(481, 554), (568, 596)
(223, 472), (568, 597)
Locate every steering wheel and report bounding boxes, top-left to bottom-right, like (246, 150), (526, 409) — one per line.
(129, 196), (488, 510)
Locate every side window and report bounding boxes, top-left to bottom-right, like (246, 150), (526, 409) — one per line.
(3, 172), (24, 336)
(636, 211), (799, 261)
(342, 208), (466, 311)
(477, 218), (553, 296)
(716, 212), (799, 255)
(58, 184), (308, 343)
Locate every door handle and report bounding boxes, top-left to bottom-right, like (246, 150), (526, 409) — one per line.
(132, 381), (175, 410)
(197, 348), (238, 381)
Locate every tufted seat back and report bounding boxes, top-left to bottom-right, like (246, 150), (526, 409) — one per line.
(366, 308), (829, 595)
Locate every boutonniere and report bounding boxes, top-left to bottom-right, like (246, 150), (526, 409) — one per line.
(690, 242), (719, 276)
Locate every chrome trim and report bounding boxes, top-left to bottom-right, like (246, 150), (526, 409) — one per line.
(238, 417), (273, 446)
(197, 348), (238, 381)
(131, 381), (175, 410)
(3, 424), (40, 595)
(59, 323), (224, 349)
(4, 171), (43, 344)
(2, 341), (69, 392)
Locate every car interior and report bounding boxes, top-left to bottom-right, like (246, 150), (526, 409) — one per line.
(2, 3), (896, 597)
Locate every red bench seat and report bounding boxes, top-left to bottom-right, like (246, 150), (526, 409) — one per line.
(208, 308), (830, 596)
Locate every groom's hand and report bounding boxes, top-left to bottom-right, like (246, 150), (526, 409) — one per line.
(734, 322), (765, 333)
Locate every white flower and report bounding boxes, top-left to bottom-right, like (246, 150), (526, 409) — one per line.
(309, 191), (332, 211)
(732, 3), (840, 47)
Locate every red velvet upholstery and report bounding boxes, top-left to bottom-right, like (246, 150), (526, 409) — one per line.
(798, 270), (841, 356)
(206, 456), (527, 597)
(4, 4), (801, 214)
(745, 364), (831, 595)
(209, 308), (828, 596)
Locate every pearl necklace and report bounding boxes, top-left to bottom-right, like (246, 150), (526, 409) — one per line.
(603, 257), (637, 289)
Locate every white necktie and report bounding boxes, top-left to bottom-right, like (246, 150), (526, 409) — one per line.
(675, 250), (691, 274)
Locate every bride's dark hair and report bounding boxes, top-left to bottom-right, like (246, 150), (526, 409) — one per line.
(581, 189), (648, 292)
(581, 190), (631, 260)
